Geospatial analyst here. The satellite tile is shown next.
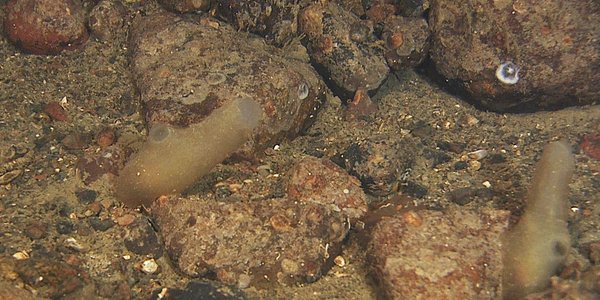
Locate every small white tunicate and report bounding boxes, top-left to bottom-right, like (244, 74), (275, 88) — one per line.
(495, 61), (520, 85)
(297, 82), (309, 100)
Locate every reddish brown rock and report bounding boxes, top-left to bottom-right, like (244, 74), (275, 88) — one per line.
(368, 205), (510, 299)
(429, 0), (600, 112)
(287, 156), (368, 223)
(0, 282), (35, 300)
(152, 194), (349, 288)
(15, 257), (91, 298)
(4, 0), (89, 55)
(42, 101), (67, 122)
(151, 156), (367, 288)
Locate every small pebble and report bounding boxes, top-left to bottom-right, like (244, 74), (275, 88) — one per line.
(56, 219), (76, 234)
(62, 132), (90, 150)
(43, 102), (68, 122)
(334, 255), (346, 267)
(86, 202), (103, 216)
(89, 217), (114, 232)
(96, 127), (116, 148)
(402, 210), (423, 227)
(64, 237), (88, 252)
(116, 214), (136, 226)
(141, 259), (159, 274)
(467, 149), (488, 160)
(75, 189), (98, 204)
(24, 223), (47, 240)
(468, 160), (481, 171)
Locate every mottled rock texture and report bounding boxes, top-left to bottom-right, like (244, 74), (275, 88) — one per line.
(368, 205), (510, 299)
(4, 0), (89, 55)
(429, 0), (600, 112)
(151, 156), (367, 288)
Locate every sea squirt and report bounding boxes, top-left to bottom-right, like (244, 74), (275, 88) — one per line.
(115, 97), (262, 207)
(503, 140), (574, 299)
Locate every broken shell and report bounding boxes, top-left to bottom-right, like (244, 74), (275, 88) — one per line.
(334, 255), (346, 267)
(467, 149), (489, 160)
(12, 251), (29, 260)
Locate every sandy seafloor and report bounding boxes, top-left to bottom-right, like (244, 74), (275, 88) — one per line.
(0, 3), (599, 300)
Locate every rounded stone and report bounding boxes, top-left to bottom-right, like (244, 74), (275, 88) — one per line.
(4, 0), (89, 55)
(429, 0), (600, 112)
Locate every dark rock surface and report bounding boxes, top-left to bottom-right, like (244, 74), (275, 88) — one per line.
(299, 2), (389, 98)
(429, 0), (600, 112)
(128, 12), (326, 158)
(150, 280), (246, 300)
(333, 135), (418, 196)
(122, 217), (163, 258)
(368, 205), (510, 299)
(3, 0), (89, 55)
(158, 0), (212, 13)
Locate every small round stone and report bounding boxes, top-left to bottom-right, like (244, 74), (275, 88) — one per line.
(141, 259), (159, 274)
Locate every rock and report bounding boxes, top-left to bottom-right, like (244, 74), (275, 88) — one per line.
(88, 0), (126, 41)
(382, 16), (430, 70)
(152, 193), (349, 288)
(287, 156), (368, 223)
(158, 0), (212, 13)
(95, 127), (116, 148)
(429, 0), (600, 112)
(61, 132), (91, 150)
(299, 2), (389, 98)
(3, 0), (89, 55)
(127, 12), (325, 159)
(24, 222), (47, 240)
(88, 217), (114, 232)
(368, 205), (510, 299)
(75, 188), (98, 204)
(42, 102), (68, 122)
(55, 219), (76, 234)
(0, 282), (35, 300)
(15, 257), (90, 298)
(216, 0), (301, 46)
(150, 281), (246, 300)
(333, 135), (417, 196)
(76, 145), (125, 184)
(122, 217), (162, 258)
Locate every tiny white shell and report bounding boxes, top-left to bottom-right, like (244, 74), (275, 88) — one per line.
(495, 61), (520, 85)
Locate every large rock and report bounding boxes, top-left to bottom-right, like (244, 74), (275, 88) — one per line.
(429, 0), (600, 112)
(368, 205), (510, 299)
(3, 0), (89, 55)
(151, 156), (368, 288)
(127, 12), (326, 158)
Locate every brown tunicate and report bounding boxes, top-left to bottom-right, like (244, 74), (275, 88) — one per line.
(115, 98), (262, 207)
